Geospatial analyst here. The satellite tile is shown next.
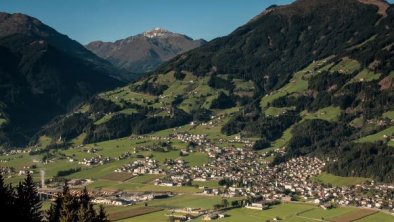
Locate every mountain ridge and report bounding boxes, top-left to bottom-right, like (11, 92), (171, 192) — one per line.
(0, 12), (133, 81)
(86, 28), (206, 74)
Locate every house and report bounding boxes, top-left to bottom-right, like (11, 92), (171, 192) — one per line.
(246, 201), (270, 210)
(203, 213), (218, 220)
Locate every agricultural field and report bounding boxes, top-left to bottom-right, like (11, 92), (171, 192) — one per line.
(355, 212), (394, 222)
(329, 209), (377, 222)
(117, 211), (167, 222)
(108, 206), (164, 221)
(298, 207), (356, 220)
(101, 172), (136, 182)
(313, 172), (369, 187)
(105, 200), (394, 222)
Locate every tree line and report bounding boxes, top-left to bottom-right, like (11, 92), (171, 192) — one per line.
(0, 173), (109, 222)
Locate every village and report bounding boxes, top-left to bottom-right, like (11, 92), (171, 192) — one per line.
(76, 132), (394, 214)
(1, 131), (394, 221)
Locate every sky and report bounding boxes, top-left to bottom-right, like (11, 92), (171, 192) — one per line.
(1, 0), (393, 44)
(1, 0), (295, 44)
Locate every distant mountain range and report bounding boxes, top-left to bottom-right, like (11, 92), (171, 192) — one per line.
(86, 28), (206, 74)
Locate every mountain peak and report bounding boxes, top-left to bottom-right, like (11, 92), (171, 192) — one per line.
(143, 27), (174, 38)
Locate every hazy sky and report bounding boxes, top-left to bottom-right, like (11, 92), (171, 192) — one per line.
(2, 0), (393, 44)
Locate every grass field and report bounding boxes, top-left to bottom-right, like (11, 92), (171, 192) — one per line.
(267, 106), (341, 150)
(313, 172), (369, 187)
(117, 211), (168, 222)
(329, 209), (377, 222)
(329, 57), (361, 74)
(301, 106), (341, 122)
(94, 113), (114, 125)
(349, 69), (381, 83)
(101, 172), (136, 182)
(260, 58), (332, 111)
(0, 118), (7, 126)
(268, 126), (293, 150)
(108, 206), (164, 221)
(355, 212), (394, 222)
(356, 125), (394, 146)
(383, 111), (394, 120)
(298, 207), (356, 220)
(195, 203), (317, 222)
(265, 107), (295, 117)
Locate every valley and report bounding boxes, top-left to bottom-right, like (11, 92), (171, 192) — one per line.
(1, 64), (393, 220)
(1, 0), (394, 221)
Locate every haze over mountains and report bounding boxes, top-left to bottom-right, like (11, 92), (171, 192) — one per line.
(86, 28), (206, 74)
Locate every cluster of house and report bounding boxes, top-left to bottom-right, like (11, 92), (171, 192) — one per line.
(92, 191), (172, 206)
(82, 147), (98, 153)
(155, 158), (192, 187)
(67, 179), (93, 188)
(0, 166), (14, 176)
(166, 208), (210, 221)
(92, 197), (135, 206)
(114, 157), (163, 175)
(228, 135), (255, 148)
(0, 148), (32, 156)
(314, 182), (394, 210)
(171, 133), (208, 145)
(116, 151), (132, 160)
(146, 143), (394, 212)
(78, 155), (112, 166)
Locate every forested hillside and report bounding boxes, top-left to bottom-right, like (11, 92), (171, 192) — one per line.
(29, 0), (394, 181)
(0, 34), (123, 147)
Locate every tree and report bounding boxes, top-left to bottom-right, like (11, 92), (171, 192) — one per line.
(77, 187), (96, 222)
(0, 174), (16, 218)
(231, 200), (240, 207)
(95, 205), (109, 222)
(253, 138), (270, 150)
(48, 184), (109, 222)
(15, 173), (42, 222)
(222, 198), (229, 208)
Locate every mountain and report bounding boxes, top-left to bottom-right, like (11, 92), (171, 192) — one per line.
(0, 14), (125, 147)
(31, 0), (394, 182)
(86, 28), (206, 74)
(0, 12), (132, 80)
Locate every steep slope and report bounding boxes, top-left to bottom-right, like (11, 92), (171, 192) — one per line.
(0, 12), (132, 80)
(86, 28), (206, 74)
(157, 0), (389, 92)
(35, 0), (394, 181)
(0, 34), (123, 148)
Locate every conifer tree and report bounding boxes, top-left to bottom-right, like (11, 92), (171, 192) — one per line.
(95, 205), (109, 222)
(15, 173), (42, 222)
(47, 183), (109, 222)
(0, 174), (16, 219)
